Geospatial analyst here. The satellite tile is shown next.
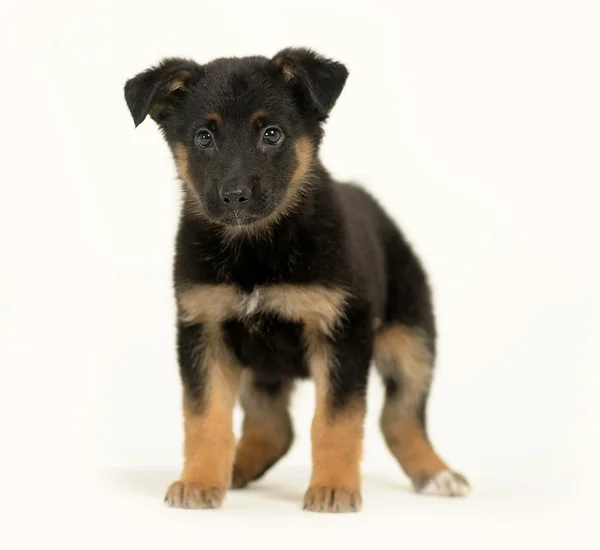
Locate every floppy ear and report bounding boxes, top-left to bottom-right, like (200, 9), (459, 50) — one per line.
(273, 48), (349, 119)
(124, 58), (202, 127)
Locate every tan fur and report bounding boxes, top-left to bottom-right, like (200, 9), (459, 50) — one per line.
(173, 143), (192, 185)
(250, 109), (267, 124)
(172, 142), (204, 217)
(178, 284), (241, 324)
(309, 401), (364, 491)
(380, 415), (448, 484)
(275, 56), (296, 82)
(375, 325), (433, 411)
(282, 64), (295, 81)
(375, 324), (448, 485)
(303, 486), (362, 513)
(289, 136), (313, 189)
(165, 324), (240, 508)
(166, 71), (190, 93)
(232, 372), (293, 487)
(260, 284), (346, 334)
(178, 283), (347, 332)
(148, 71), (190, 120)
(304, 329), (364, 504)
(207, 112), (224, 125)
(181, 324), (239, 485)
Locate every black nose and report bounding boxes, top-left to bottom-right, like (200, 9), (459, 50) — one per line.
(219, 182), (252, 209)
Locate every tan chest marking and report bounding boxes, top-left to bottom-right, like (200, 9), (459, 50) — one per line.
(178, 283), (348, 334)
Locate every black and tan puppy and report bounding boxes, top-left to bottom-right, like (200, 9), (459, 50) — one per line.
(124, 48), (470, 513)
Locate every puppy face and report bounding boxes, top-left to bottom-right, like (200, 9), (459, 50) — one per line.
(125, 49), (348, 228)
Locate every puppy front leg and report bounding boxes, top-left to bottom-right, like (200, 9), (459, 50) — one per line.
(303, 306), (372, 513)
(165, 322), (240, 509)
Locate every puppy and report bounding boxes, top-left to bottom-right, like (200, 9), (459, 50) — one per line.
(124, 48), (470, 513)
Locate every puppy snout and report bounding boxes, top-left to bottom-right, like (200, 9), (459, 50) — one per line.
(219, 180), (252, 209)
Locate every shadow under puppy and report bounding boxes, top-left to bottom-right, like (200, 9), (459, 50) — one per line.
(124, 48), (470, 513)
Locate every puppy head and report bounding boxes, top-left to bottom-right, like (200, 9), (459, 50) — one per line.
(124, 49), (348, 229)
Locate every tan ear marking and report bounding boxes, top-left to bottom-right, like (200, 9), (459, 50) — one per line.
(275, 57), (295, 82)
(166, 70), (191, 93)
(149, 71), (191, 120)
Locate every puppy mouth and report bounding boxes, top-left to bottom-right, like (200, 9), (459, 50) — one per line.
(212, 199), (279, 227)
(215, 210), (267, 227)
(202, 192), (281, 227)
(229, 211), (257, 226)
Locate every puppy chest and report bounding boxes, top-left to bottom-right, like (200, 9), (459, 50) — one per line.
(177, 282), (348, 334)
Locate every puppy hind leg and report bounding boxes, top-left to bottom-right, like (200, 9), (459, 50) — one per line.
(375, 324), (470, 497)
(231, 373), (294, 488)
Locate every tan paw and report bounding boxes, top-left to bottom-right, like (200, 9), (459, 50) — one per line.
(164, 481), (225, 509)
(417, 470), (471, 497)
(303, 486), (362, 513)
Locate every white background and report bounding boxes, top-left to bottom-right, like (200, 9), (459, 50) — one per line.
(1, 0), (599, 547)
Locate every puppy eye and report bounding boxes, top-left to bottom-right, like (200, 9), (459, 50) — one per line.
(195, 129), (214, 148)
(263, 127), (282, 145)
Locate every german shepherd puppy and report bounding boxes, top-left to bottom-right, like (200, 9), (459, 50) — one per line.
(124, 48), (470, 513)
